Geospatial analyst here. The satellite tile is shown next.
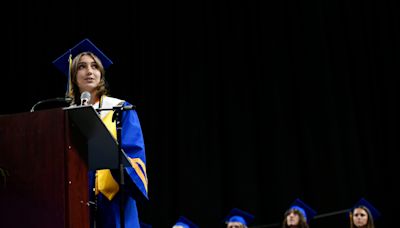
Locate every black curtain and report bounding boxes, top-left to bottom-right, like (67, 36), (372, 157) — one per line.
(2, 0), (397, 227)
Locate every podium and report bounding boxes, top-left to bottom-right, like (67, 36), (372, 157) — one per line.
(0, 106), (127, 228)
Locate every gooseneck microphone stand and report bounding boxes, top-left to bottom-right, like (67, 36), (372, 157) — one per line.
(30, 97), (72, 112)
(96, 104), (135, 228)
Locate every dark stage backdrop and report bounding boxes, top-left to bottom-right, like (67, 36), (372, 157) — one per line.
(2, 1), (397, 227)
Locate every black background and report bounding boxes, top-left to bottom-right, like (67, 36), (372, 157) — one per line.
(2, 1), (398, 227)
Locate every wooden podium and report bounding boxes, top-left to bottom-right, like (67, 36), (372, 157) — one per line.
(0, 106), (125, 228)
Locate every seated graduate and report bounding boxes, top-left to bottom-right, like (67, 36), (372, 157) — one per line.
(140, 221), (152, 228)
(224, 208), (255, 228)
(282, 198), (317, 228)
(53, 38), (148, 228)
(172, 216), (199, 228)
(349, 198), (380, 228)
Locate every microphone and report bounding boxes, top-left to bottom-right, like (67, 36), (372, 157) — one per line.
(80, 91), (91, 106)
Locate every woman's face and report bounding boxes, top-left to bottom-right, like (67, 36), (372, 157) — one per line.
(353, 208), (368, 227)
(286, 211), (300, 226)
(76, 54), (101, 93)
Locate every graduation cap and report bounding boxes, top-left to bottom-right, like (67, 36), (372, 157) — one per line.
(288, 198), (317, 222)
(224, 208), (255, 226)
(351, 198), (381, 220)
(140, 222), (152, 228)
(52, 38), (113, 96)
(173, 216), (199, 228)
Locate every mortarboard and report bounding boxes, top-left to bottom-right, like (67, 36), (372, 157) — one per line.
(53, 38), (113, 77)
(224, 208), (255, 226)
(351, 198), (381, 220)
(288, 198), (317, 222)
(52, 38), (113, 96)
(140, 221), (152, 228)
(173, 216), (199, 228)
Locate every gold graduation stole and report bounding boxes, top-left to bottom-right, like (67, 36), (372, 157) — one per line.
(95, 110), (119, 201)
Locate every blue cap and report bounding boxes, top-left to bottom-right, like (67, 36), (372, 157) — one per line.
(140, 222), (152, 228)
(351, 198), (381, 220)
(288, 198), (317, 222)
(173, 216), (199, 228)
(52, 38), (113, 77)
(225, 208), (255, 226)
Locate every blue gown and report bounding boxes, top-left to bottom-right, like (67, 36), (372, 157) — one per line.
(89, 99), (148, 228)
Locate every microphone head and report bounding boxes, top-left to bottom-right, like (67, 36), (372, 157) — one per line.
(80, 91), (91, 105)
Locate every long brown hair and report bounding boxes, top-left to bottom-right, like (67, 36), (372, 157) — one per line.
(69, 52), (109, 104)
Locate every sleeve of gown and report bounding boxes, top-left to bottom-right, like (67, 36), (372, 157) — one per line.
(121, 101), (148, 199)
